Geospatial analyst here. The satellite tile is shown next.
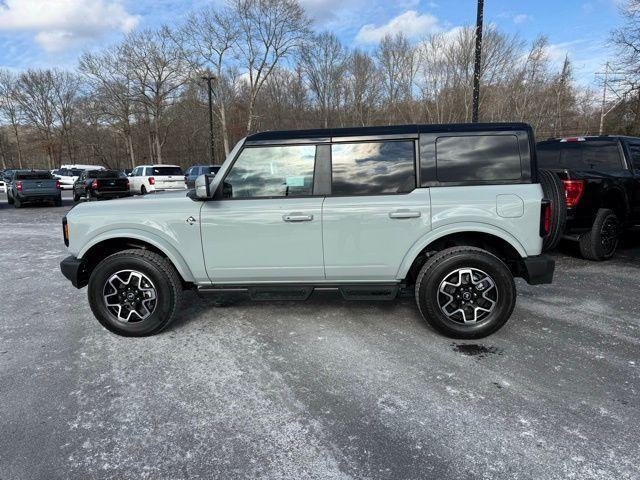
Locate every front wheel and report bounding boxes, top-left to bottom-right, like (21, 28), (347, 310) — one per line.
(415, 247), (516, 339)
(87, 249), (183, 336)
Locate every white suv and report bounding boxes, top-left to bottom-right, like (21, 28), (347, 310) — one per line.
(129, 165), (185, 194)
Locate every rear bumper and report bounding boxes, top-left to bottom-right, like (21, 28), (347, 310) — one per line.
(60, 256), (89, 289)
(94, 190), (132, 198)
(520, 255), (555, 285)
(18, 192), (61, 201)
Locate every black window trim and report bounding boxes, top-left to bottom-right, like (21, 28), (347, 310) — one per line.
(327, 138), (419, 198)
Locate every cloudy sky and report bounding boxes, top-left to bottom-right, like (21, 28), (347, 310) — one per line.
(0, 0), (624, 85)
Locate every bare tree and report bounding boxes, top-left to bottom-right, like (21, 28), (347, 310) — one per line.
(234, 0), (310, 133)
(80, 45), (139, 168)
(178, 5), (239, 155)
(344, 49), (379, 126)
(16, 69), (58, 169)
(0, 69), (24, 168)
(300, 32), (347, 128)
(122, 27), (188, 164)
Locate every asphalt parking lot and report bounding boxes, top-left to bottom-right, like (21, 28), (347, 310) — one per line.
(1, 191), (639, 480)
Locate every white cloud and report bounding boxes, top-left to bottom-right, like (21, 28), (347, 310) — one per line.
(513, 13), (531, 24)
(0, 0), (139, 52)
(298, 0), (364, 24)
(355, 10), (440, 44)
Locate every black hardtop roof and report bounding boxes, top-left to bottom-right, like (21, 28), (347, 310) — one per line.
(246, 122), (532, 142)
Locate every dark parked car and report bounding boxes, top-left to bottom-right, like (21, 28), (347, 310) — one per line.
(73, 169), (131, 202)
(537, 135), (640, 260)
(184, 165), (220, 189)
(7, 170), (61, 208)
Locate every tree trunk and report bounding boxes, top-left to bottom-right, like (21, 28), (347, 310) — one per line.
(12, 123), (23, 169)
(154, 125), (163, 164)
(127, 133), (135, 168)
(220, 104), (230, 156)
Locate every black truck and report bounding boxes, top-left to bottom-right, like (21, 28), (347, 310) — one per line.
(73, 169), (131, 202)
(537, 136), (640, 260)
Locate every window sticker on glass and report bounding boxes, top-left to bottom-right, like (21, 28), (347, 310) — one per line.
(285, 176), (305, 187)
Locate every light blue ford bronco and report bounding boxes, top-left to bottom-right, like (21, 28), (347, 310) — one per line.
(61, 123), (555, 338)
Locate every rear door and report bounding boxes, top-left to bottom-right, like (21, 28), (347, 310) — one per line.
(322, 139), (431, 281)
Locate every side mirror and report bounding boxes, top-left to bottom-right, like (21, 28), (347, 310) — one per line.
(195, 173), (213, 199)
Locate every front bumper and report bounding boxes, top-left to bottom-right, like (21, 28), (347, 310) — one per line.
(60, 256), (89, 289)
(520, 255), (555, 285)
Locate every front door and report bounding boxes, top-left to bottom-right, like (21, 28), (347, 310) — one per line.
(322, 139), (431, 281)
(200, 143), (325, 283)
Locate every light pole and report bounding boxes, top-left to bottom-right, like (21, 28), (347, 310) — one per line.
(201, 75), (217, 164)
(472, 0), (484, 123)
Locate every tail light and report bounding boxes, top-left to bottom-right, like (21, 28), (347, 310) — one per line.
(562, 180), (584, 208)
(16, 181), (22, 191)
(540, 199), (551, 237)
(91, 179), (98, 189)
(149, 177), (155, 185)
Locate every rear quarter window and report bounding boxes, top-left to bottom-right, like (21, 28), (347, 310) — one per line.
(435, 135), (522, 182)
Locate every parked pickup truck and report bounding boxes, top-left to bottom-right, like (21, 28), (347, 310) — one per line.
(73, 169), (131, 202)
(60, 123), (555, 338)
(7, 170), (61, 208)
(537, 136), (640, 260)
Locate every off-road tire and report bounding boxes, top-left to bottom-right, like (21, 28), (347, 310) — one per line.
(88, 249), (183, 337)
(579, 208), (620, 261)
(538, 169), (567, 252)
(415, 247), (516, 339)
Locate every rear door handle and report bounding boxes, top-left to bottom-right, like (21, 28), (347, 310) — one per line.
(283, 213), (313, 222)
(389, 209), (421, 219)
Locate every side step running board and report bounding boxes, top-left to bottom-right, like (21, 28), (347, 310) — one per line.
(197, 284), (400, 301)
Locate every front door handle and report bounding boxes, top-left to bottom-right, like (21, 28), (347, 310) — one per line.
(283, 213), (313, 222)
(389, 209), (421, 219)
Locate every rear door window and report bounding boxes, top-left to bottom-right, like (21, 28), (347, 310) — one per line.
(435, 135), (522, 182)
(331, 141), (415, 195)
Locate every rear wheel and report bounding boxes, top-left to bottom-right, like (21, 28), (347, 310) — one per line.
(579, 208), (620, 261)
(538, 169), (567, 252)
(14, 196), (22, 208)
(73, 192), (81, 202)
(7, 193), (14, 205)
(54, 195), (62, 207)
(415, 247), (516, 339)
(88, 249), (183, 336)
(140, 185), (147, 195)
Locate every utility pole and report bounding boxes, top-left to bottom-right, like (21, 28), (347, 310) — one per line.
(201, 75), (217, 165)
(471, 0), (484, 123)
(599, 62), (609, 135)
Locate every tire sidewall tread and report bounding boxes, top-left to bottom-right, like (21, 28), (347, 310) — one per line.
(415, 247), (516, 339)
(87, 249), (183, 336)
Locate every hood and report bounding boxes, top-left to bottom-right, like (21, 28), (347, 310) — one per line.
(69, 190), (198, 218)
